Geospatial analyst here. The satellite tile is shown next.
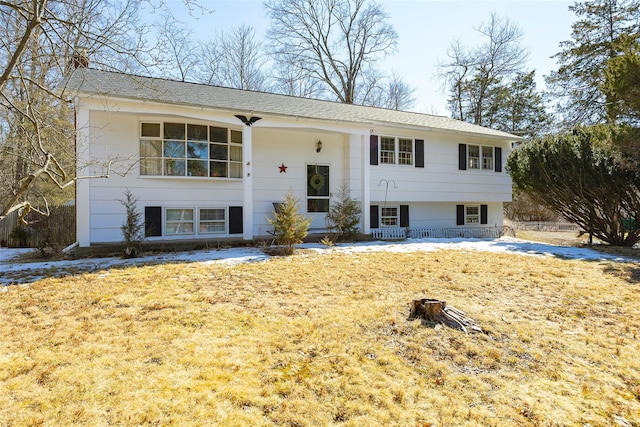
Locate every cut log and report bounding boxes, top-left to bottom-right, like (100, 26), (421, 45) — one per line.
(409, 299), (482, 334)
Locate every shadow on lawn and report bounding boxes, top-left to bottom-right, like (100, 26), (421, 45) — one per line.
(602, 263), (640, 284)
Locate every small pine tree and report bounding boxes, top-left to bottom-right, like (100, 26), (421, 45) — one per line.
(268, 190), (311, 255)
(120, 189), (144, 258)
(326, 181), (362, 241)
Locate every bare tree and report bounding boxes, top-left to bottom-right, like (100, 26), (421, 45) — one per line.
(438, 13), (529, 126)
(361, 71), (416, 110)
(264, 0), (405, 105)
(212, 25), (268, 91)
(150, 12), (200, 82)
(0, 0), (167, 222)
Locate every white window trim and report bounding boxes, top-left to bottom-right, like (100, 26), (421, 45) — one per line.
(467, 144), (494, 171)
(165, 207), (195, 235)
(198, 207), (228, 235)
(139, 121), (243, 179)
(379, 136), (414, 166)
(380, 205), (400, 227)
(164, 206), (231, 236)
(465, 205), (480, 225)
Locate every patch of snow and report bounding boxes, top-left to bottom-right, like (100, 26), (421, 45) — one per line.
(0, 237), (635, 286)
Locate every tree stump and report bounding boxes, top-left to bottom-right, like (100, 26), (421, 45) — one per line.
(409, 299), (482, 334)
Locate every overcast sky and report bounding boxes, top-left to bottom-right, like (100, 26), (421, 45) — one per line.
(166, 0), (576, 115)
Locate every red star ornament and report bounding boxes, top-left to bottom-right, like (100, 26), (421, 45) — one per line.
(279, 163), (288, 173)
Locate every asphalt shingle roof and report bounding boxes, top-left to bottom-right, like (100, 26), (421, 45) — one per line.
(63, 68), (520, 141)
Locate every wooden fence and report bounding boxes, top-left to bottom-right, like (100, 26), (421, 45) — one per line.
(0, 205), (75, 248)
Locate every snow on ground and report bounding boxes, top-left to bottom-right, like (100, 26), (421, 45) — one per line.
(0, 236), (636, 287)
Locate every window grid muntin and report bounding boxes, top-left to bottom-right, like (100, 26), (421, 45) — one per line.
(379, 136), (414, 165)
(165, 208), (195, 235)
(465, 205), (480, 224)
(140, 122), (242, 178)
(381, 206), (398, 227)
(199, 208), (226, 234)
(482, 146), (494, 170)
(380, 137), (396, 164)
(468, 145), (480, 169)
(398, 138), (413, 165)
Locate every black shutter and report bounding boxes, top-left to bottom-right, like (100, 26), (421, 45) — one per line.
(458, 144), (467, 170)
(400, 205), (409, 227)
(495, 147), (502, 172)
(456, 204), (465, 226)
(145, 206), (162, 237)
(370, 135), (378, 165)
(229, 206), (243, 234)
(415, 139), (425, 168)
(370, 205), (379, 228)
(481, 204), (488, 224)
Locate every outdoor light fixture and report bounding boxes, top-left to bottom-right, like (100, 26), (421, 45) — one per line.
(316, 140), (323, 153)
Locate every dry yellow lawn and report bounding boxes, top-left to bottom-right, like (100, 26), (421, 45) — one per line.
(1, 248), (639, 426)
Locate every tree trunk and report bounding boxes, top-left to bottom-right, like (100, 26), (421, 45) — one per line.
(409, 299), (482, 334)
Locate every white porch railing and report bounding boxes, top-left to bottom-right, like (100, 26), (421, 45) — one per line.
(371, 226), (515, 241)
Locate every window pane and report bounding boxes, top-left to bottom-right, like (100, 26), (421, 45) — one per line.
(381, 137), (395, 151)
(482, 146), (494, 169)
(164, 123), (185, 140)
(187, 160), (208, 176)
(307, 199), (329, 213)
(307, 165), (329, 196)
(141, 140), (162, 157)
(381, 217), (398, 226)
(140, 158), (161, 175)
(229, 162), (242, 178)
(382, 207), (397, 217)
(230, 130), (242, 144)
(187, 124), (208, 141)
(141, 123), (160, 138)
(399, 139), (412, 152)
(229, 146), (242, 161)
(164, 140), (185, 158)
(166, 222), (194, 234)
(209, 126), (227, 142)
(210, 143), (228, 160)
(200, 209), (225, 221)
(166, 209), (193, 221)
(200, 222), (225, 233)
(468, 145), (480, 169)
(210, 161), (227, 177)
(187, 141), (208, 159)
(164, 159), (185, 176)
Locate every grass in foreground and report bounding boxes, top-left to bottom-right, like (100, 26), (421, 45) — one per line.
(1, 249), (639, 426)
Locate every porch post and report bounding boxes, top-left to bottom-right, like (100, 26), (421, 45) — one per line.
(242, 124), (254, 240)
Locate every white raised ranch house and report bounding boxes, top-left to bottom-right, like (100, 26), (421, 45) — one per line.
(63, 68), (519, 247)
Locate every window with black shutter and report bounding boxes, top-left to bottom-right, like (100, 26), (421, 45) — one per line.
(370, 135), (378, 165)
(370, 205), (379, 228)
(145, 206), (162, 236)
(229, 206), (243, 234)
(415, 140), (424, 168)
(458, 144), (467, 170)
(400, 205), (409, 227)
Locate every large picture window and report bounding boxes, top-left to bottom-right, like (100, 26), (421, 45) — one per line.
(307, 164), (330, 213)
(140, 122), (242, 178)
